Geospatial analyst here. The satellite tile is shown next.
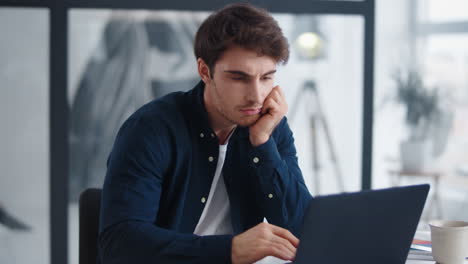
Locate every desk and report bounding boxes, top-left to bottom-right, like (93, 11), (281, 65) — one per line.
(257, 230), (468, 264)
(407, 260), (468, 263)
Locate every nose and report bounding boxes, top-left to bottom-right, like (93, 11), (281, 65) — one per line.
(247, 79), (263, 104)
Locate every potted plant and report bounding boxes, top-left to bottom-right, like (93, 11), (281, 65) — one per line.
(393, 69), (442, 172)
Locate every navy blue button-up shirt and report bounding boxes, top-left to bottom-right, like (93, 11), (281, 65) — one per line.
(98, 81), (312, 264)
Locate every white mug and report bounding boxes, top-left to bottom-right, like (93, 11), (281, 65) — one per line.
(429, 220), (468, 264)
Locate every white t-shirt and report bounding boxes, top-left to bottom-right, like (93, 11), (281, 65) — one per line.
(193, 143), (233, 235)
(193, 138), (283, 264)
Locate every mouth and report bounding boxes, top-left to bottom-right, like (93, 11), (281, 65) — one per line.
(240, 108), (261, 116)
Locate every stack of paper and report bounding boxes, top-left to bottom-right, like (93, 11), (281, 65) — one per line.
(408, 239), (433, 261)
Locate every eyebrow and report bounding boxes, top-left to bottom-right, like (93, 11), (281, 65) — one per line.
(224, 70), (277, 77)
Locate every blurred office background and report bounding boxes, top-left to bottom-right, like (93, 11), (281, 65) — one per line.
(1, 0), (468, 263)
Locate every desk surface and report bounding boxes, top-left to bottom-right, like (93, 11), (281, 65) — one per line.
(256, 230), (468, 264)
(407, 260), (468, 264)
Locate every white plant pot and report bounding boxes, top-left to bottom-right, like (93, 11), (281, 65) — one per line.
(400, 140), (433, 172)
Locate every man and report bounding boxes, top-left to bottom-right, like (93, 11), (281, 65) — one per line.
(99, 3), (312, 264)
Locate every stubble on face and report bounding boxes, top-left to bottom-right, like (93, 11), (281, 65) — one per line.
(211, 79), (261, 128)
(203, 46), (277, 131)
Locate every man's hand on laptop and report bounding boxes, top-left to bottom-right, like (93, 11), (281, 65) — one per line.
(231, 222), (299, 264)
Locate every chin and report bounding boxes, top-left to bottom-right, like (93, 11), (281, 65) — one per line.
(236, 116), (259, 127)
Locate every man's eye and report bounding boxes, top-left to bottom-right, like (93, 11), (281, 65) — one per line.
(232, 77), (246, 81)
(262, 76), (272, 80)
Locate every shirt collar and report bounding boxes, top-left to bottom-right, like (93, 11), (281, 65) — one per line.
(186, 81), (249, 141)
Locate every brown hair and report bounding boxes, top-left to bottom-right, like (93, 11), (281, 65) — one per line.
(194, 3), (289, 77)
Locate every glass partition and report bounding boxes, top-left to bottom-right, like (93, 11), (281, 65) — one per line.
(418, 34), (468, 220)
(418, 0), (468, 23)
(373, 0), (468, 227)
(68, 10), (209, 264)
(276, 14), (364, 195)
(68, 9), (365, 264)
(0, 7), (50, 264)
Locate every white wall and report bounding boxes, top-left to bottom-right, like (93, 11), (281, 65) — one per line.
(0, 8), (50, 264)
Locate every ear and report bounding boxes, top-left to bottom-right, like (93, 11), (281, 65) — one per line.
(197, 58), (212, 83)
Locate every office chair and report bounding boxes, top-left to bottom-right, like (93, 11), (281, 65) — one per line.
(79, 188), (102, 264)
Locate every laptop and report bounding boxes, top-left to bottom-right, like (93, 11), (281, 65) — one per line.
(292, 184), (430, 264)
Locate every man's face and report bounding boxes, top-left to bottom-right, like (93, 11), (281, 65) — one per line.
(205, 46), (277, 127)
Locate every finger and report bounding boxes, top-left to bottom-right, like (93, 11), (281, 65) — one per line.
(267, 85), (281, 99)
(261, 97), (280, 115)
(269, 86), (283, 100)
(270, 89), (283, 105)
(276, 85), (286, 99)
(277, 89), (288, 108)
(268, 243), (295, 261)
(276, 86), (289, 110)
(270, 225), (300, 248)
(271, 235), (297, 258)
(261, 98), (274, 114)
(272, 85), (281, 93)
(268, 87), (287, 110)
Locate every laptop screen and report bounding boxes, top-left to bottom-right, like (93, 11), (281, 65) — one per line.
(293, 184), (429, 264)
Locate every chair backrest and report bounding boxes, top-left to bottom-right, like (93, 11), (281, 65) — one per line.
(79, 188), (102, 264)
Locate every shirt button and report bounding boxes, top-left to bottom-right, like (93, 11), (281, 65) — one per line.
(201, 197), (206, 203)
(199, 133), (204, 138)
(253, 157), (260, 163)
(268, 193), (273, 199)
(211, 133), (215, 138)
(208, 156), (214, 162)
